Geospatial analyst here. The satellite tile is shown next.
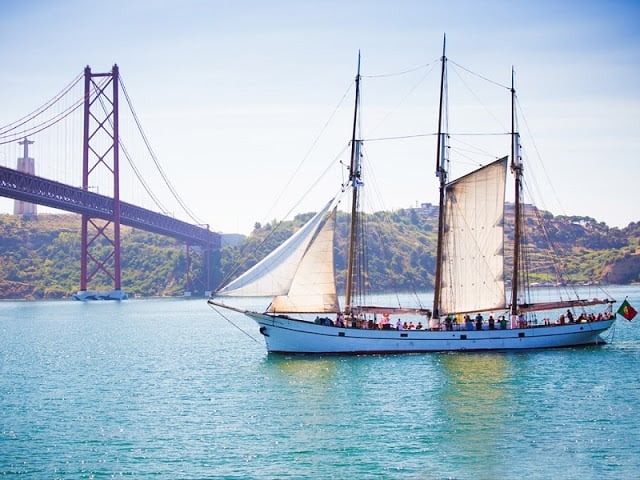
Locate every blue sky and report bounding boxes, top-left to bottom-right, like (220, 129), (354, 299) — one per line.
(0, 0), (638, 233)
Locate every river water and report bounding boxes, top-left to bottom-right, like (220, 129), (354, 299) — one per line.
(1, 286), (639, 479)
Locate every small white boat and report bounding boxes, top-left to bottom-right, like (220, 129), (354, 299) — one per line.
(73, 289), (128, 301)
(209, 39), (617, 354)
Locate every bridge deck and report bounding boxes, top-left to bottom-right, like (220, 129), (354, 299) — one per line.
(0, 166), (219, 248)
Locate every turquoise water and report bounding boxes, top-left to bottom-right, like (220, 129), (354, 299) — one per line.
(1, 286), (639, 479)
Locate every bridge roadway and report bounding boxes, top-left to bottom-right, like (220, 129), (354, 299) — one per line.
(0, 166), (220, 248)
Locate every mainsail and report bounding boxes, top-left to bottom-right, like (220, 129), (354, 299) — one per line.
(216, 195), (340, 313)
(439, 157), (508, 314)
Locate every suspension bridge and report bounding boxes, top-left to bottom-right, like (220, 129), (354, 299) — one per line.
(0, 65), (221, 299)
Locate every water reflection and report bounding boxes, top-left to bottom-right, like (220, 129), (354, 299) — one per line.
(435, 352), (513, 473)
(261, 354), (340, 383)
(440, 353), (511, 410)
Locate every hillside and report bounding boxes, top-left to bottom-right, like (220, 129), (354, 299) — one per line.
(0, 208), (639, 300)
(221, 204), (640, 294)
(0, 214), (197, 299)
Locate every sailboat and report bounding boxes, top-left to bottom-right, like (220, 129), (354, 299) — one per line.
(208, 43), (617, 354)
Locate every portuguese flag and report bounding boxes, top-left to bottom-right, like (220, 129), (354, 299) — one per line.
(617, 299), (638, 321)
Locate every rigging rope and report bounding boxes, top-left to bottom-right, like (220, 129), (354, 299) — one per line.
(362, 58), (439, 78)
(514, 97), (564, 216)
(217, 178), (346, 291)
(259, 80), (354, 227)
(448, 59), (510, 91)
(366, 60), (439, 139)
(363, 132), (435, 142)
(356, 142), (428, 311)
(515, 99), (614, 305)
(449, 62), (508, 133)
(216, 86), (354, 291)
(207, 302), (261, 344)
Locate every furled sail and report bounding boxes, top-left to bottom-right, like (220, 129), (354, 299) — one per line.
(439, 157), (508, 314)
(217, 195), (340, 313)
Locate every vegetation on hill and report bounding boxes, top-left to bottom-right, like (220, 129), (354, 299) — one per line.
(0, 207), (638, 300)
(0, 214), (195, 299)
(221, 205), (640, 294)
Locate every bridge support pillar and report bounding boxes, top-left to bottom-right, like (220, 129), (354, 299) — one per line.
(77, 64), (126, 300)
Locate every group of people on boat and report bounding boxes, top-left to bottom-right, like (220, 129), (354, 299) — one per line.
(544, 309), (614, 326)
(315, 307), (614, 331)
(455, 314), (508, 331)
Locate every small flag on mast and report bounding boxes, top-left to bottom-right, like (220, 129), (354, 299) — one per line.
(617, 299), (637, 321)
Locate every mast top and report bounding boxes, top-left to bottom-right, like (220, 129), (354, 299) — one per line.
(441, 33), (446, 59)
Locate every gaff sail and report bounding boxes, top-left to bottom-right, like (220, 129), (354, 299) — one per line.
(439, 157), (508, 315)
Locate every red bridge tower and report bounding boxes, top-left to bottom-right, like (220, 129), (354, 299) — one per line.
(76, 64), (126, 300)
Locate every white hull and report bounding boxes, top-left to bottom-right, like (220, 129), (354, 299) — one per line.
(247, 313), (616, 354)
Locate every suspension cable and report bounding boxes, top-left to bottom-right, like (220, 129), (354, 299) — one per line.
(94, 86), (171, 215)
(0, 79), (90, 145)
(0, 71), (84, 136)
(119, 75), (204, 225)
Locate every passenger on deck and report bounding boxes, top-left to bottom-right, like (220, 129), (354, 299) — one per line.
(396, 319), (403, 330)
(566, 309), (574, 323)
(475, 313), (483, 330)
(488, 315), (495, 330)
(465, 315), (474, 331)
(416, 321), (423, 330)
(518, 313), (527, 328)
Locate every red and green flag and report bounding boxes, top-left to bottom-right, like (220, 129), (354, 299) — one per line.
(617, 299), (637, 321)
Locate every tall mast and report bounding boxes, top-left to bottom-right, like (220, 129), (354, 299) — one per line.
(432, 35), (448, 319)
(510, 67), (522, 317)
(345, 51), (362, 312)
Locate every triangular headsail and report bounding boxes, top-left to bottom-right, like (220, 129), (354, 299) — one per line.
(215, 193), (342, 313)
(269, 208), (339, 313)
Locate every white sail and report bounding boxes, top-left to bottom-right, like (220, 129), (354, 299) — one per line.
(208, 49), (619, 355)
(439, 157), (508, 314)
(217, 195), (340, 313)
(269, 208), (339, 313)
